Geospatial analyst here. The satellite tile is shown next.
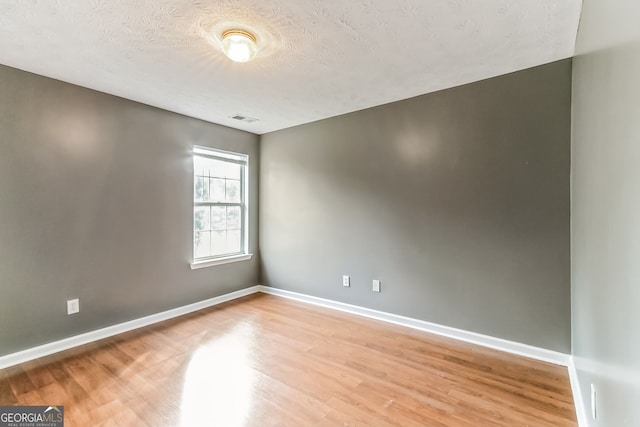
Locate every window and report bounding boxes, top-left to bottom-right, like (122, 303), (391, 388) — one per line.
(192, 146), (250, 267)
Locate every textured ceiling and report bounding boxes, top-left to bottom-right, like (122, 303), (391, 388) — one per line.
(0, 0), (582, 134)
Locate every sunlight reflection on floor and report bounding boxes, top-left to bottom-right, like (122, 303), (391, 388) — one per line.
(179, 323), (256, 426)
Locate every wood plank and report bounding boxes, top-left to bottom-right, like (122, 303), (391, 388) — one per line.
(0, 293), (577, 426)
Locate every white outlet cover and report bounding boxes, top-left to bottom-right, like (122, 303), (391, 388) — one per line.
(591, 384), (597, 420)
(373, 280), (381, 292)
(67, 299), (80, 315)
(342, 276), (350, 287)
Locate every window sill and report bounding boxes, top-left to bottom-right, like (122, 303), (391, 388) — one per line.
(190, 253), (253, 270)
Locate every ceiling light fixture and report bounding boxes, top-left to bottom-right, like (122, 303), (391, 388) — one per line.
(221, 29), (258, 63)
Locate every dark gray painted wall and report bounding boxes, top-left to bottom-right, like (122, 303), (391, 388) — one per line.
(572, 0), (640, 424)
(260, 60), (572, 352)
(0, 64), (259, 357)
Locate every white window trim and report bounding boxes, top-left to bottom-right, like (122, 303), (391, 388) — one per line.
(192, 146), (250, 268)
(190, 253), (253, 270)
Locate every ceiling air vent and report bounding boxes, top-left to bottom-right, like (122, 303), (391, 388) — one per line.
(230, 114), (259, 123)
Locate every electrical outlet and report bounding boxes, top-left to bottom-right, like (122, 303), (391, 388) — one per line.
(591, 384), (597, 420)
(342, 275), (350, 287)
(67, 299), (80, 315)
(372, 280), (381, 292)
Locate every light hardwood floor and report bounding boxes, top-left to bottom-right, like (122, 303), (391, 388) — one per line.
(0, 293), (577, 426)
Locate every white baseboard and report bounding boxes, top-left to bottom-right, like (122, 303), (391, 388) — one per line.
(0, 285), (261, 370)
(258, 285), (571, 367)
(568, 356), (590, 426)
(0, 283), (571, 370)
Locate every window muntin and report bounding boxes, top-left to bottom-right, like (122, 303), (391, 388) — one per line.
(193, 147), (248, 261)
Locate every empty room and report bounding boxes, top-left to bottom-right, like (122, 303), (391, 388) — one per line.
(0, 0), (638, 426)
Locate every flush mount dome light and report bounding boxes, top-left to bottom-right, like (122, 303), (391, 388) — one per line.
(221, 29), (257, 63)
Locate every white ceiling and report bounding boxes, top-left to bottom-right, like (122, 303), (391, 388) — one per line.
(0, 0), (582, 135)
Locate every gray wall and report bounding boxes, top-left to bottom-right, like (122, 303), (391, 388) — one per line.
(260, 60), (572, 352)
(0, 64), (259, 357)
(571, 0), (640, 424)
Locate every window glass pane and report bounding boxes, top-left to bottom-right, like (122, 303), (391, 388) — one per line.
(226, 206), (241, 229)
(223, 162), (241, 180)
(193, 156), (208, 177)
(194, 176), (208, 202)
(227, 230), (241, 253)
(211, 206), (226, 230)
(194, 231), (211, 259)
(194, 206), (210, 231)
(208, 158), (228, 178)
(197, 157), (218, 178)
(210, 178), (226, 202)
(211, 230), (227, 256)
(225, 179), (241, 203)
(195, 156), (241, 180)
